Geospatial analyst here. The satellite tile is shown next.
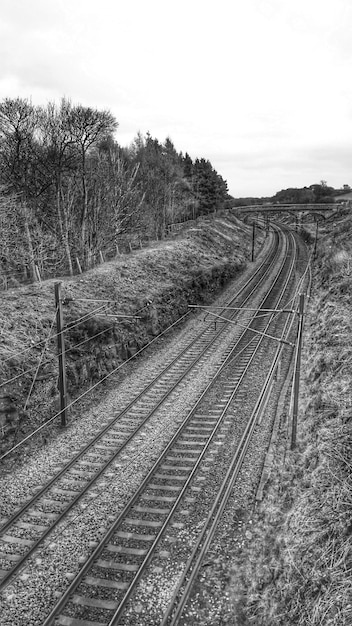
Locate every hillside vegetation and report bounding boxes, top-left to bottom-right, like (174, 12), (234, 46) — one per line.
(228, 208), (352, 625)
(231, 181), (351, 207)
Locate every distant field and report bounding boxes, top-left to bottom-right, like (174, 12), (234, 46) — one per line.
(334, 191), (352, 200)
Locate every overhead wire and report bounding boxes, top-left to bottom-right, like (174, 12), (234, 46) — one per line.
(0, 297), (145, 389)
(62, 304), (109, 331)
(68, 298), (119, 304)
(58, 311), (191, 413)
(65, 325), (116, 353)
(23, 307), (58, 412)
(2, 332), (57, 365)
(0, 359), (55, 390)
(2, 303), (109, 365)
(0, 321), (120, 390)
(0, 408), (68, 461)
(0, 310), (191, 462)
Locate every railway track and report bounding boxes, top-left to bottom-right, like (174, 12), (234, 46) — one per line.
(161, 256), (304, 626)
(40, 226), (303, 625)
(0, 228), (282, 591)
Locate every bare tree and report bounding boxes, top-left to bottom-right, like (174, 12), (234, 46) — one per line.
(104, 145), (145, 239)
(0, 188), (37, 284)
(66, 104), (118, 264)
(0, 97), (39, 194)
(39, 99), (77, 275)
(0, 99), (41, 280)
(86, 143), (145, 255)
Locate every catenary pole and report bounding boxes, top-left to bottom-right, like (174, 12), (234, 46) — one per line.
(251, 221), (255, 261)
(54, 282), (68, 427)
(291, 293), (305, 449)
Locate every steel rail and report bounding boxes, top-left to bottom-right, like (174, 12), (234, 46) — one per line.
(42, 226), (298, 626)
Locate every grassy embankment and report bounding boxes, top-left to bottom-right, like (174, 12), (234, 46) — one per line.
(228, 209), (352, 625)
(0, 213), (258, 456)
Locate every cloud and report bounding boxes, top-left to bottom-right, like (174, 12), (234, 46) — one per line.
(207, 137), (352, 197)
(0, 0), (351, 197)
(1, 0), (64, 30)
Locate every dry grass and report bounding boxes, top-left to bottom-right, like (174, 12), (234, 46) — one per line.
(227, 212), (352, 625)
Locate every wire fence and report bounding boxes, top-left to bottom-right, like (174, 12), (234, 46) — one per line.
(0, 233), (153, 291)
(0, 228), (176, 291)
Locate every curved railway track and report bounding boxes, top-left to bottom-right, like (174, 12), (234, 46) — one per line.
(0, 228), (281, 591)
(161, 257), (303, 626)
(40, 226), (305, 626)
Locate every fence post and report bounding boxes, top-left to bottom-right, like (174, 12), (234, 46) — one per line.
(76, 257), (82, 274)
(35, 265), (42, 283)
(291, 293), (305, 449)
(54, 282), (68, 427)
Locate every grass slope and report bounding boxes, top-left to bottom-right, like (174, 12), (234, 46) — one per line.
(228, 209), (352, 625)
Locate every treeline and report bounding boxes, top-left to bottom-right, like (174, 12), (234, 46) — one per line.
(0, 97), (231, 283)
(232, 182), (347, 207)
(231, 196), (271, 207)
(271, 182), (336, 204)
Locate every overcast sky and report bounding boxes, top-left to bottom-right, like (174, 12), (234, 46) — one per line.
(1, 0), (352, 197)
